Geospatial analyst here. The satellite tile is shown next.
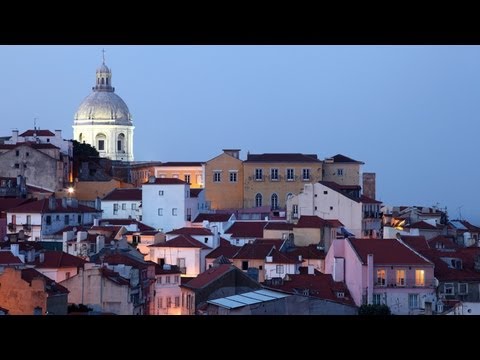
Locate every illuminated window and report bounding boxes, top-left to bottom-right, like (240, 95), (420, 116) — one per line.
(286, 168), (294, 181)
(376, 269), (386, 286)
(271, 168), (279, 181)
(408, 294), (419, 309)
(396, 270), (405, 286)
(415, 269), (425, 287)
(213, 171), (221, 182)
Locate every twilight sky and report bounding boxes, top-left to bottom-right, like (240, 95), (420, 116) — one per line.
(0, 45), (478, 223)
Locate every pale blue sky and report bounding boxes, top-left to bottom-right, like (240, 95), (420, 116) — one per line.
(0, 45), (478, 223)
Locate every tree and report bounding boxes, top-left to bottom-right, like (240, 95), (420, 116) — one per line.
(72, 140), (99, 180)
(358, 304), (392, 315)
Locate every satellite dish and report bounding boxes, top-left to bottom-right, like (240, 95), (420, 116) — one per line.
(110, 240), (115, 245)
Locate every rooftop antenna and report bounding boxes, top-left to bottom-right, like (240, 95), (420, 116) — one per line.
(457, 205), (463, 220)
(33, 117), (38, 130)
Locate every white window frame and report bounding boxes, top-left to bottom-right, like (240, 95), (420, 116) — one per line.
(286, 168), (294, 181)
(255, 168), (263, 181)
(396, 269), (405, 287)
(270, 168), (279, 181)
(415, 269), (425, 287)
(408, 293), (419, 309)
(229, 171), (237, 183)
(372, 293), (382, 305)
(276, 265), (284, 274)
(213, 171), (221, 182)
(376, 269), (386, 286)
(444, 283), (454, 295)
(302, 168), (310, 181)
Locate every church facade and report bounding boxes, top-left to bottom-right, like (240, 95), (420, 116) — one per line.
(73, 58), (134, 162)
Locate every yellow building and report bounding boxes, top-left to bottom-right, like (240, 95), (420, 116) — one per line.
(243, 153), (323, 210)
(204, 149), (244, 210)
(154, 162), (204, 188)
(322, 154), (364, 186)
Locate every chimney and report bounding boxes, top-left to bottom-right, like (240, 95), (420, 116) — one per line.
(298, 255), (302, 262)
(11, 129), (18, 143)
(95, 197), (101, 211)
(266, 256), (273, 263)
(11, 243), (19, 257)
(39, 252), (45, 263)
(332, 257), (345, 282)
(93, 218), (99, 227)
(54, 129), (62, 140)
(96, 235), (105, 253)
(362, 172), (376, 200)
(77, 231), (87, 242)
(367, 254), (374, 305)
(48, 195), (56, 210)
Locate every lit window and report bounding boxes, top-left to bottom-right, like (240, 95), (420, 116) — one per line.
(396, 270), (405, 286)
(286, 168), (294, 181)
(415, 269), (425, 287)
(213, 171), (221, 182)
(271, 168), (279, 181)
(408, 294), (419, 309)
(376, 269), (386, 286)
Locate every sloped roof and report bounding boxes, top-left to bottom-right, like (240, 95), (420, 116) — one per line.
(32, 251), (87, 268)
(359, 195), (382, 204)
(418, 248), (480, 282)
(295, 215), (343, 228)
(407, 221), (438, 230)
(102, 188), (142, 201)
(190, 189), (203, 198)
(0, 251), (23, 265)
(149, 234), (211, 249)
(224, 221), (267, 238)
(99, 253), (151, 269)
(348, 238), (432, 266)
(99, 219), (155, 232)
(7, 198), (100, 214)
(427, 235), (459, 250)
(142, 178), (186, 185)
(264, 222), (294, 231)
(99, 267), (130, 286)
(167, 227), (213, 236)
(19, 129), (55, 137)
(181, 264), (234, 289)
(21, 268), (69, 295)
(287, 244), (326, 260)
(205, 242), (241, 259)
(158, 162), (204, 167)
(0, 198), (33, 213)
(269, 248), (302, 264)
(232, 243), (275, 260)
(400, 235), (430, 252)
(245, 153), (321, 163)
(326, 154), (364, 164)
(193, 213), (233, 223)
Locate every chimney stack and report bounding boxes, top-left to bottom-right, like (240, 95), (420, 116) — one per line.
(362, 173), (376, 200)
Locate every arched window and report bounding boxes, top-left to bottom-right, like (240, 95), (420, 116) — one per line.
(255, 193), (262, 207)
(78, 133), (83, 143)
(271, 193), (278, 210)
(95, 133), (106, 151)
(101, 78), (105, 85)
(106, 78), (109, 85)
(286, 193), (293, 202)
(117, 133), (125, 152)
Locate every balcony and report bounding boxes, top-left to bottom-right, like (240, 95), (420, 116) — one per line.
(375, 279), (436, 288)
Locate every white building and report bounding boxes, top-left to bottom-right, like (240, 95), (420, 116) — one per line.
(148, 235), (211, 277)
(6, 196), (101, 241)
(142, 177), (201, 233)
(152, 264), (182, 315)
(286, 181), (382, 238)
(166, 227), (219, 250)
(6, 129), (73, 158)
(101, 188), (142, 220)
(73, 57), (134, 161)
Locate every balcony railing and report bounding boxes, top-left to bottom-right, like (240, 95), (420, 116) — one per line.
(374, 279), (436, 288)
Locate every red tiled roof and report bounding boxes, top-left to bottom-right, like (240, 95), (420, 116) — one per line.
(182, 264), (234, 289)
(287, 244), (326, 260)
(269, 248), (302, 264)
(167, 227), (213, 236)
(360, 195), (382, 204)
(100, 253), (151, 269)
(232, 243), (275, 260)
(245, 153), (320, 163)
(0, 142), (59, 150)
(295, 215), (339, 228)
(193, 213), (233, 223)
(326, 154), (364, 164)
(253, 238), (284, 246)
(264, 222), (294, 231)
(32, 251), (86, 268)
(263, 273), (355, 306)
(143, 178), (187, 185)
(100, 219), (155, 232)
(90, 225), (123, 233)
(7, 198), (100, 214)
(348, 238), (432, 266)
(100, 267), (130, 286)
(427, 235), (459, 250)
(0, 198), (33, 212)
(19, 129), (55, 137)
(0, 251), (23, 265)
(459, 220), (480, 232)
(53, 225), (90, 235)
(407, 221), (438, 230)
(158, 162), (204, 167)
(21, 268), (69, 295)
(418, 248), (480, 282)
(205, 242), (241, 259)
(400, 235), (430, 251)
(149, 234), (211, 249)
(102, 188), (142, 201)
(224, 221), (267, 238)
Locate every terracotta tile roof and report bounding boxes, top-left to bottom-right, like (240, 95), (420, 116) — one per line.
(102, 188), (142, 201)
(245, 153), (321, 163)
(263, 273), (355, 306)
(32, 251), (86, 268)
(181, 264), (234, 289)
(232, 243), (275, 260)
(100, 267), (130, 286)
(158, 162), (204, 167)
(286, 244), (326, 260)
(224, 221), (267, 238)
(0, 251), (23, 265)
(149, 234), (211, 249)
(21, 268), (69, 295)
(326, 154), (364, 164)
(418, 248), (480, 282)
(19, 129), (55, 137)
(193, 213), (233, 223)
(253, 238), (284, 246)
(99, 219), (155, 232)
(359, 195), (382, 204)
(318, 181), (363, 203)
(205, 242), (241, 259)
(264, 222), (294, 231)
(166, 227), (213, 236)
(90, 225), (124, 233)
(143, 178), (187, 185)
(348, 238), (432, 266)
(7, 198), (100, 214)
(295, 215), (342, 228)
(458, 220), (480, 232)
(190, 189), (203, 198)
(406, 221), (438, 230)
(0, 198), (33, 212)
(0, 142), (60, 150)
(400, 235), (430, 251)
(269, 248), (302, 264)
(100, 253), (151, 269)
(181, 276), (195, 285)
(427, 235), (459, 250)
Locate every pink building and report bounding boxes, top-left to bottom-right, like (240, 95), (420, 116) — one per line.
(325, 237), (436, 315)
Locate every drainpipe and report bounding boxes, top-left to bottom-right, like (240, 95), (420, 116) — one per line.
(367, 254), (374, 305)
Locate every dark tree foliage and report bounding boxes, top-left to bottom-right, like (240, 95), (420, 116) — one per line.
(358, 304), (392, 315)
(68, 303), (93, 313)
(72, 140), (99, 180)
